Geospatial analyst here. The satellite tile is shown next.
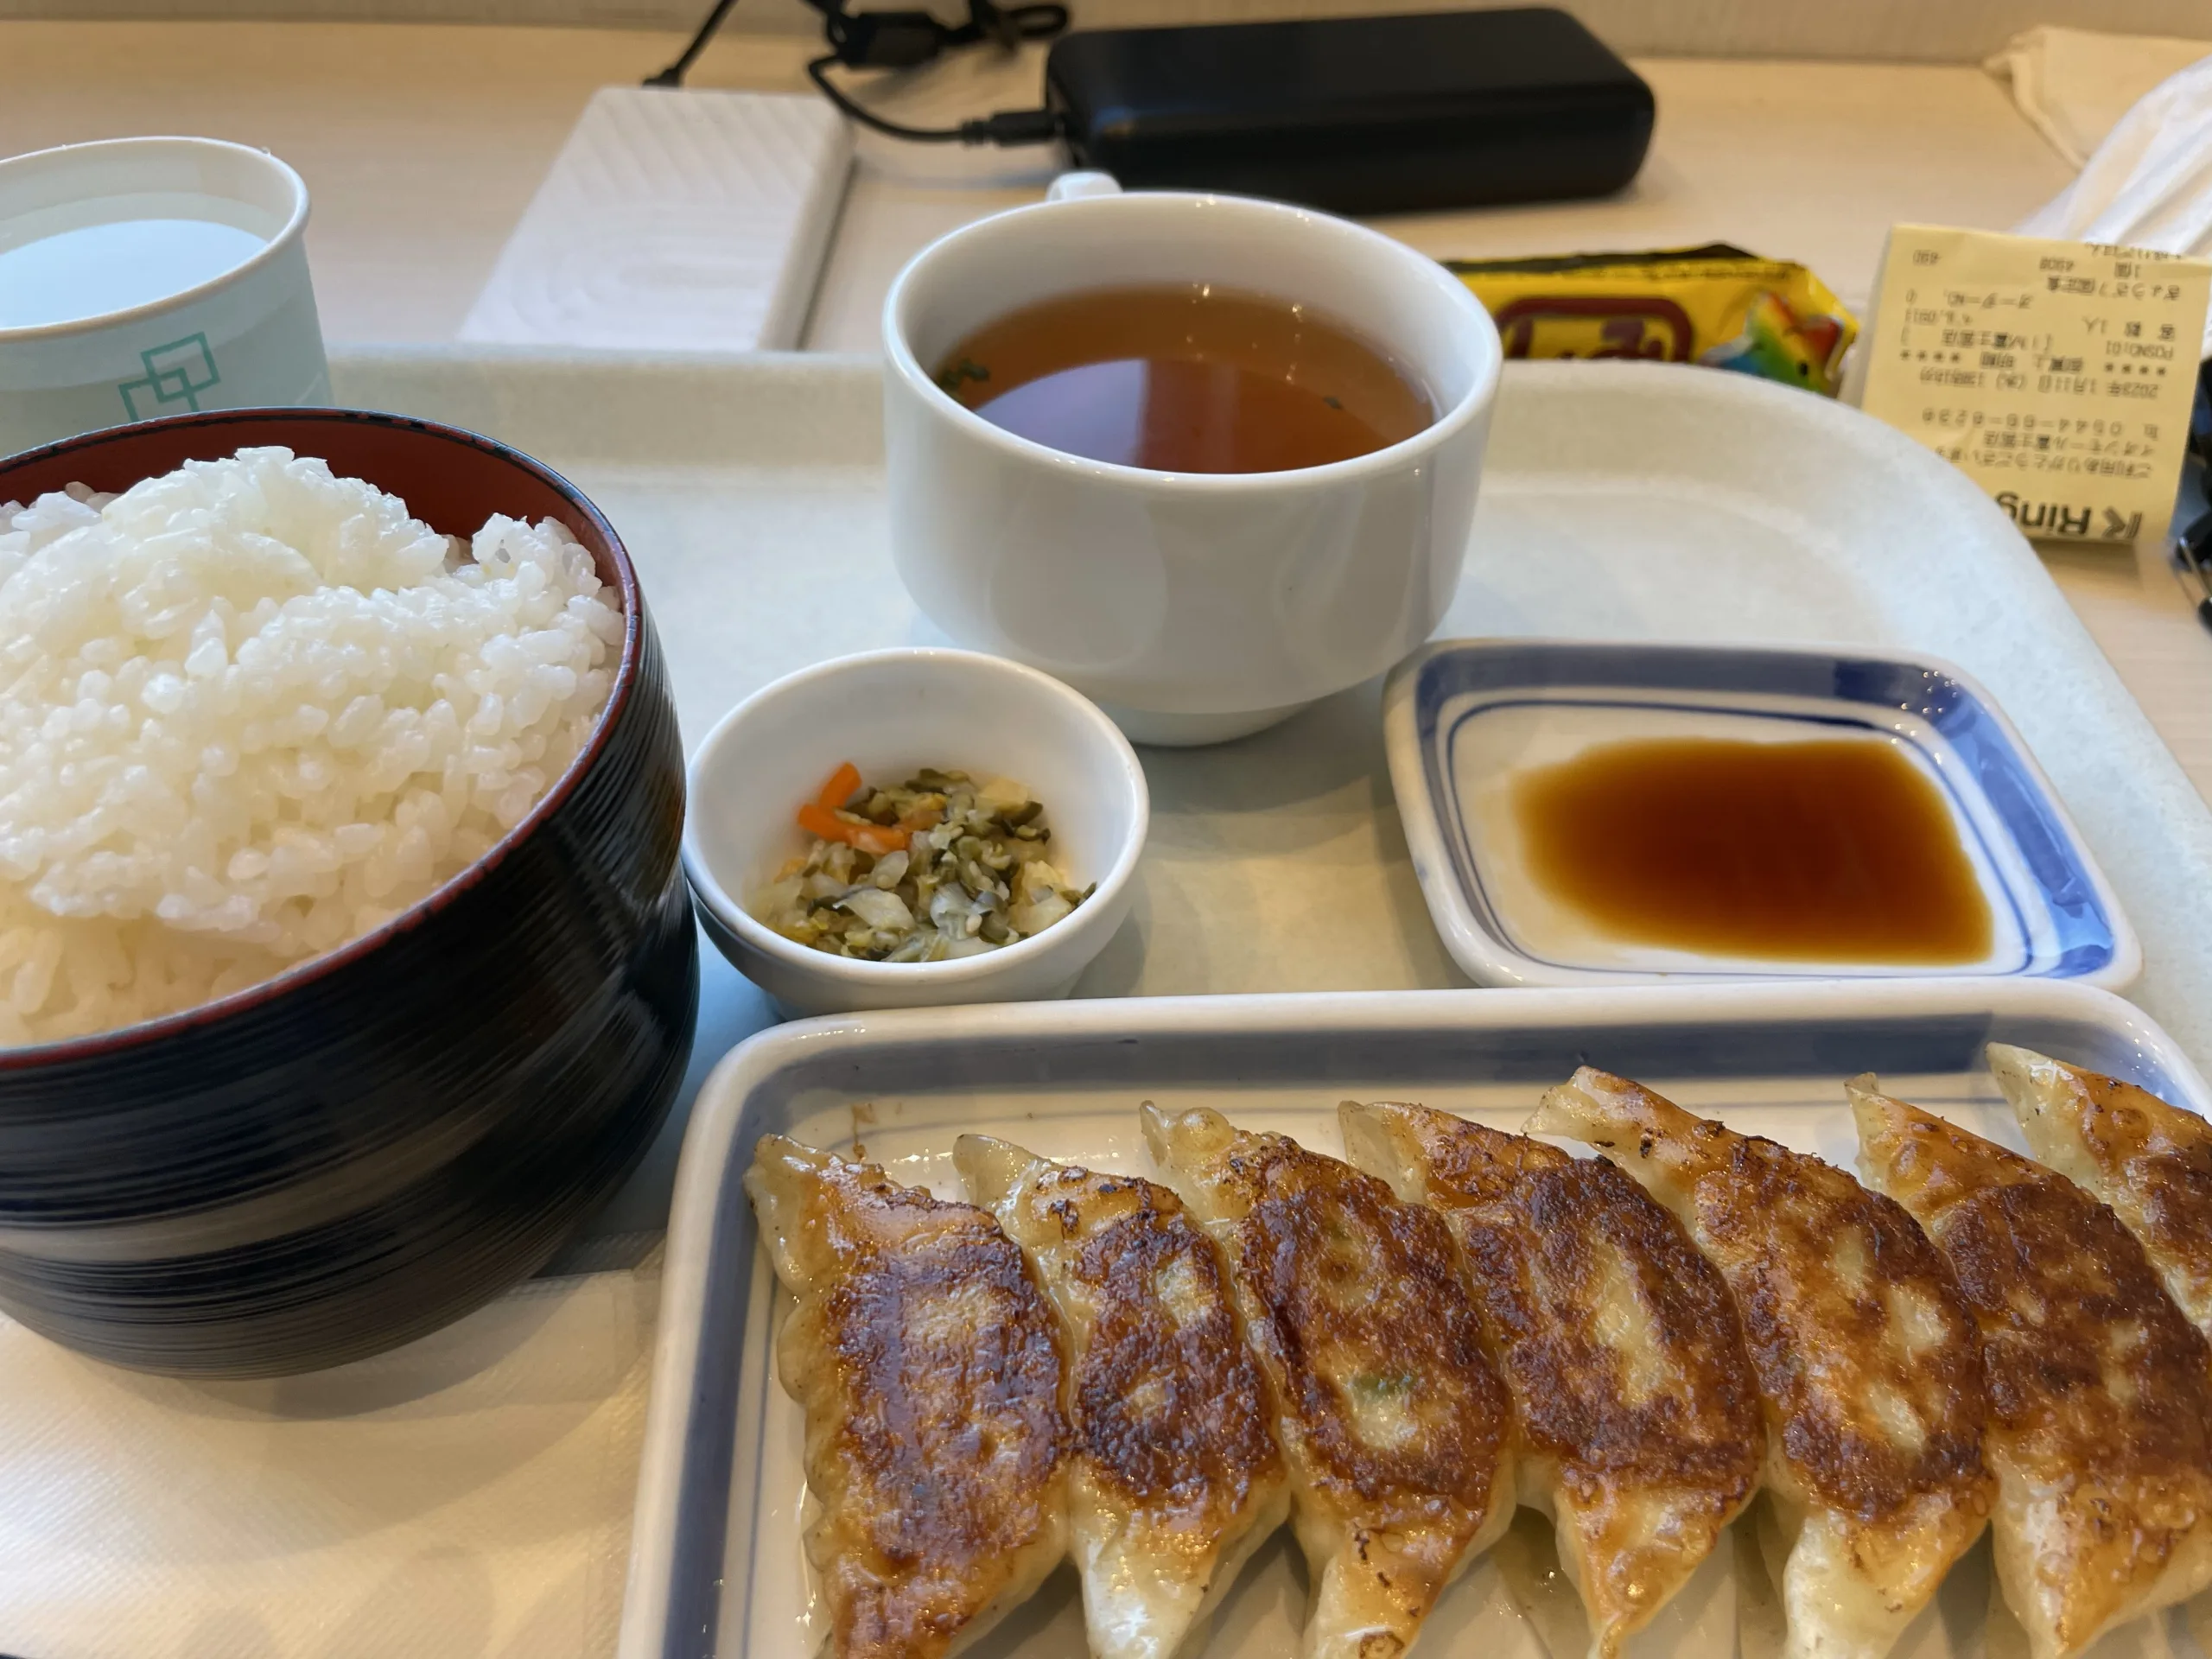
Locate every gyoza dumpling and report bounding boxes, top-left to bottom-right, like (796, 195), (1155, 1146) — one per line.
(1850, 1077), (2212, 1659)
(1141, 1103), (1514, 1659)
(955, 1135), (1291, 1659)
(1528, 1071), (1993, 1659)
(1339, 1101), (1764, 1659)
(1986, 1042), (2212, 1340)
(743, 1135), (1068, 1659)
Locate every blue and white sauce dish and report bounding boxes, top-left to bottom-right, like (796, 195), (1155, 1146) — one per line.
(1382, 639), (2139, 990)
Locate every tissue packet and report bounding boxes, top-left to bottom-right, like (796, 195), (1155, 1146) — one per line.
(1446, 244), (1859, 396)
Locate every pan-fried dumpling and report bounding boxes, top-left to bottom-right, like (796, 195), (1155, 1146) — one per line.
(1339, 1100), (1764, 1659)
(1141, 1102), (1513, 1659)
(1528, 1070), (1993, 1659)
(955, 1135), (1290, 1659)
(743, 1135), (1068, 1659)
(1986, 1042), (2212, 1340)
(1850, 1077), (2212, 1659)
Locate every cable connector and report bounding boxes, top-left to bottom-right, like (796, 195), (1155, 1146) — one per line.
(957, 107), (1066, 146)
(824, 9), (945, 69)
(651, 0), (1071, 148)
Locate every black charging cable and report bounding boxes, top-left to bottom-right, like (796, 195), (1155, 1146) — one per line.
(643, 0), (743, 88)
(645, 0), (1068, 147)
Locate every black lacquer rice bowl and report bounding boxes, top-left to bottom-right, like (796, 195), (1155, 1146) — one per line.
(0, 408), (697, 1376)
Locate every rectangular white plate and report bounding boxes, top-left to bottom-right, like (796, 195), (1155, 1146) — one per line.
(617, 979), (2212, 1659)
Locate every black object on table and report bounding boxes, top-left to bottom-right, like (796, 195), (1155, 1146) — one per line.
(1047, 8), (1656, 215)
(2180, 360), (2212, 635)
(2178, 509), (2212, 635)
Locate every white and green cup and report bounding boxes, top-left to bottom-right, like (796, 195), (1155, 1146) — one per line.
(0, 137), (329, 457)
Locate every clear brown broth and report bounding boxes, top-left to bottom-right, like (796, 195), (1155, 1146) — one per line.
(933, 283), (1433, 474)
(1512, 736), (1994, 963)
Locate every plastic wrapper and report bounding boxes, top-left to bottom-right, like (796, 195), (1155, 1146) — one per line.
(1446, 243), (1859, 396)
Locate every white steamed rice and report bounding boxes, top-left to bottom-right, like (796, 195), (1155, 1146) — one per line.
(0, 446), (623, 1046)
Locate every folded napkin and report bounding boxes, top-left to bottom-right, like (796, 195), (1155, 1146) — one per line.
(1993, 29), (2212, 359)
(1986, 26), (2212, 166)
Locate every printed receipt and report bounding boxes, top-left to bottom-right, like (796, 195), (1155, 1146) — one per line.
(1859, 224), (2210, 542)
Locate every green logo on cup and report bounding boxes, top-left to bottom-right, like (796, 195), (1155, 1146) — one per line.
(118, 334), (222, 419)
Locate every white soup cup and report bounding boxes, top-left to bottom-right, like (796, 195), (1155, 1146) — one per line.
(881, 177), (1501, 746)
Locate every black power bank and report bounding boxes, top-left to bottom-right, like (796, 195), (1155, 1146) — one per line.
(1045, 8), (1654, 217)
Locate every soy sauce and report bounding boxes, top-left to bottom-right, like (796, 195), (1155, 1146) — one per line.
(1512, 736), (1994, 963)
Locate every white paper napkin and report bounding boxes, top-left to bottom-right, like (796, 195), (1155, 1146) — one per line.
(1991, 30), (2212, 359)
(1986, 26), (2212, 167)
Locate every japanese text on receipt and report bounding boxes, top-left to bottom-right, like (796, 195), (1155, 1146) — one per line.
(1859, 224), (2209, 543)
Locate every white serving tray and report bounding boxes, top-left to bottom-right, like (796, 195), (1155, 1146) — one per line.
(619, 979), (2212, 1659)
(325, 347), (2212, 1087)
(306, 347), (2212, 1657)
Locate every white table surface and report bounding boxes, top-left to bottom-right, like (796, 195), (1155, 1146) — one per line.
(3, 25), (2211, 1659)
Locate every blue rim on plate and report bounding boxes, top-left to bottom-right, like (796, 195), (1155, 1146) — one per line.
(1381, 639), (2140, 990)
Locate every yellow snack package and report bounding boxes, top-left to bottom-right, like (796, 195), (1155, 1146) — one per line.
(1445, 243), (1860, 396)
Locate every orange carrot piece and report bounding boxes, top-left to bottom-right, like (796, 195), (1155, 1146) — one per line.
(795, 802), (844, 841)
(797, 802), (908, 855)
(853, 823), (908, 855)
(814, 760), (862, 811)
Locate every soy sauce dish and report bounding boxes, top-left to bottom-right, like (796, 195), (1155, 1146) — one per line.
(1383, 639), (2138, 990)
(0, 409), (695, 1377)
(683, 648), (1148, 1017)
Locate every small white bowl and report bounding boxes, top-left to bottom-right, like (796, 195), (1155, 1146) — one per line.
(683, 648), (1148, 1017)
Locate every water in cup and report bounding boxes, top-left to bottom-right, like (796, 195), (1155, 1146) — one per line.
(0, 194), (276, 329)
